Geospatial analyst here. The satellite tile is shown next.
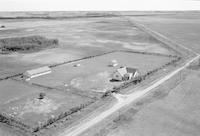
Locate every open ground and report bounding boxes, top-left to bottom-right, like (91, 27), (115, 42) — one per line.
(0, 14), (174, 79)
(0, 11), (200, 136)
(78, 12), (200, 136)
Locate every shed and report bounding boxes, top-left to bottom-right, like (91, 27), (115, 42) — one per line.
(73, 64), (81, 67)
(108, 60), (118, 67)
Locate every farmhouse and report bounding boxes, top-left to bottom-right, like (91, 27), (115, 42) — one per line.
(112, 67), (139, 81)
(23, 66), (51, 80)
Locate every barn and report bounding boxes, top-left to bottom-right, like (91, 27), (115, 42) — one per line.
(23, 66), (51, 80)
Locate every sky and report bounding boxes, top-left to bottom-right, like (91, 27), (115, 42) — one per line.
(0, 0), (200, 11)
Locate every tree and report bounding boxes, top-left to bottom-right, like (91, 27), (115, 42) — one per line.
(38, 92), (46, 100)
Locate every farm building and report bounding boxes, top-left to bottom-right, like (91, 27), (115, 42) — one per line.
(73, 64), (81, 67)
(112, 67), (140, 81)
(108, 60), (118, 67)
(23, 66), (51, 80)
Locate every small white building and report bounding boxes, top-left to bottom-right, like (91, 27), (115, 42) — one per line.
(108, 60), (118, 67)
(112, 67), (139, 81)
(73, 64), (81, 67)
(23, 66), (51, 80)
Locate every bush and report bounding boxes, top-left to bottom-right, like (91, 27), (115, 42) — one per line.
(0, 35), (59, 53)
(38, 92), (46, 100)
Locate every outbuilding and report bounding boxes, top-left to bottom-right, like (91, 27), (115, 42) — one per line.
(23, 66), (51, 80)
(108, 60), (118, 67)
(73, 64), (81, 67)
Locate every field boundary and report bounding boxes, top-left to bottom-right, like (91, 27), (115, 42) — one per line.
(50, 50), (178, 68)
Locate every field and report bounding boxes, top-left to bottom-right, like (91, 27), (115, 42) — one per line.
(0, 79), (42, 105)
(132, 13), (200, 53)
(0, 18), (172, 56)
(80, 12), (200, 136)
(26, 51), (175, 95)
(1, 11), (198, 136)
(0, 89), (93, 131)
(0, 16), (173, 79)
(0, 124), (22, 136)
(0, 79), (93, 133)
(96, 66), (200, 136)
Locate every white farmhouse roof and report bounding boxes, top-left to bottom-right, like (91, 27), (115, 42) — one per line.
(117, 67), (127, 76)
(24, 66), (51, 78)
(116, 67), (139, 77)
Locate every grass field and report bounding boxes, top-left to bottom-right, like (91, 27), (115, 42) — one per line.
(0, 17), (172, 56)
(62, 12), (200, 136)
(96, 66), (200, 136)
(27, 51), (174, 95)
(132, 13), (200, 53)
(0, 79), (93, 133)
(1, 11), (198, 136)
(0, 79), (43, 105)
(0, 54), (41, 79)
(0, 124), (23, 136)
(0, 89), (92, 129)
(0, 16), (174, 79)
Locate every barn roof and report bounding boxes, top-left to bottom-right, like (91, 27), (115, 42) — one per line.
(117, 67), (127, 76)
(24, 66), (51, 76)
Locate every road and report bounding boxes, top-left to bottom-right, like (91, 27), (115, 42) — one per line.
(59, 21), (199, 136)
(60, 56), (199, 136)
(131, 19), (198, 55)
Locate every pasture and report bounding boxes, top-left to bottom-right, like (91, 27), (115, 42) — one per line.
(27, 51), (174, 94)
